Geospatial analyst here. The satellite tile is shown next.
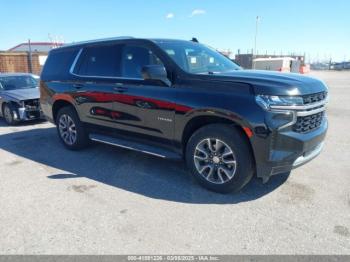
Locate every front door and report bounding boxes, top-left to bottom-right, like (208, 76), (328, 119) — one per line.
(111, 43), (176, 141)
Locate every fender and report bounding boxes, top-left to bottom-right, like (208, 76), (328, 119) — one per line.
(174, 107), (253, 147)
(44, 94), (77, 123)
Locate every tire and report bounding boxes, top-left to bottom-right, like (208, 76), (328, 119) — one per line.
(56, 106), (89, 150)
(2, 104), (19, 126)
(186, 124), (254, 193)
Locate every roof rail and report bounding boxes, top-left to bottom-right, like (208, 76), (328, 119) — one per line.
(60, 36), (134, 48)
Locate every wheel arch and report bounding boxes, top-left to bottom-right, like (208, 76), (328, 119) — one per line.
(52, 99), (76, 123)
(1, 101), (8, 117)
(1, 100), (18, 114)
(180, 113), (256, 168)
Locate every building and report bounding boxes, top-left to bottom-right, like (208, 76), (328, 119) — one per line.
(8, 42), (63, 52)
(0, 42), (63, 75)
(235, 53), (305, 69)
(332, 62), (350, 70)
(218, 49), (234, 59)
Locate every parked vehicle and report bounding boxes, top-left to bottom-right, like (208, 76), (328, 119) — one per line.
(0, 73), (43, 125)
(40, 37), (328, 193)
(332, 62), (350, 70)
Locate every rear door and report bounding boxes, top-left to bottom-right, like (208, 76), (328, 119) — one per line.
(71, 43), (123, 129)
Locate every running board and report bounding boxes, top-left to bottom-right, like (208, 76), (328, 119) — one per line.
(89, 133), (182, 160)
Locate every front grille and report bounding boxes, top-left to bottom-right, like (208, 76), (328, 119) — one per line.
(24, 99), (40, 111)
(26, 111), (41, 119)
(302, 92), (327, 104)
(293, 112), (324, 133)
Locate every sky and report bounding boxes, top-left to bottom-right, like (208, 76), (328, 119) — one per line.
(1, 0), (349, 62)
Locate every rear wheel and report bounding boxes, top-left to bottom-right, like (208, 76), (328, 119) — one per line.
(2, 104), (18, 126)
(186, 124), (254, 193)
(56, 106), (89, 150)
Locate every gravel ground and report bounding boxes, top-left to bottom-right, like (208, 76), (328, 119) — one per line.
(0, 71), (349, 254)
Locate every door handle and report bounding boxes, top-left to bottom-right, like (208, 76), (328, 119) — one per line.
(113, 86), (128, 93)
(73, 83), (84, 89)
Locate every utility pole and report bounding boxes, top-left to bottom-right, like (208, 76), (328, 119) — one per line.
(254, 16), (259, 57)
(27, 39), (33, 74)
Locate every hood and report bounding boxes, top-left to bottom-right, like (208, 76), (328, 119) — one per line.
(3, 88), (39, 101)
(210, 70), (328, 96)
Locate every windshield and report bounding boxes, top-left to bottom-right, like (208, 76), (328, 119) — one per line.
(0, 75), (38, 91)
(156, 41), (241, 74)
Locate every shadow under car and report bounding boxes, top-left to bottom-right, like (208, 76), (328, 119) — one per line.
(0, 122), (290, 204)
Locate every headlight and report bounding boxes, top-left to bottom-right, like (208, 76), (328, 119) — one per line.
(255, 95), (303, 110)
(16, 101), (25, 108)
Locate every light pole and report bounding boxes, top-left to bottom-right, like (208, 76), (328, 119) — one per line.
(254, 16), (259, 56)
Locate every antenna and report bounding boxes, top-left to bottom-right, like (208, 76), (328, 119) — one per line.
(191, 37), (199, 43)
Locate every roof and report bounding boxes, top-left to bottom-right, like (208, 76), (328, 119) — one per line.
(8, 42), (64, 52)
(60, 37), (134, 49)
(56, 37), (193, 50)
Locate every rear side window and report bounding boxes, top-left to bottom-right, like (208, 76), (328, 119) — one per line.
(41, 48), (79, 80)
(121, 45), (163, 78)
(76, 44), (122, 77)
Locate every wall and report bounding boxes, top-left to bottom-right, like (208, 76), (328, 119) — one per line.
(0, 52), (47, 75)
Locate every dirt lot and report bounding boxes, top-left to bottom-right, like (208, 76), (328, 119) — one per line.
(0, 71), (349, 254)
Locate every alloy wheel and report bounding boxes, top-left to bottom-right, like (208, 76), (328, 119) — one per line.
(58, 114), (77, 145)
(194, 138), (237, 184)
(4, 106), (13, 123)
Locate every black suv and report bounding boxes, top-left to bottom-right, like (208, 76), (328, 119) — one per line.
(40, 37), (328, 193)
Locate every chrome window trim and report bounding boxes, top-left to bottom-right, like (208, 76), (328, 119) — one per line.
(69, 48), (83, 75)
(69, 47), (143, 81)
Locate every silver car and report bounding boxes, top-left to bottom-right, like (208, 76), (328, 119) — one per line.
(0, 73), (44, 125)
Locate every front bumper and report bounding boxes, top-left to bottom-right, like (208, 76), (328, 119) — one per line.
(255, 116), (328, 181)
(14, 107), (45, 121)
(292, 141), (324, 168)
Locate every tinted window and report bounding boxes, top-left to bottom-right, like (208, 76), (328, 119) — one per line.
(121, 45), (163, 78)
(41, 48), (79, 80)
(0, 76), (38, 91)
(77, 44), (122, 77)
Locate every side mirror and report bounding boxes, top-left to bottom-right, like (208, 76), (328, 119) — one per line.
(141, 65), (171, 87)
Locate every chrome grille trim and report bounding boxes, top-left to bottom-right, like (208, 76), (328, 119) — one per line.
(296, 106), (326, 117)
(270, 97), (328, 110)
(273, 92), (328, 132)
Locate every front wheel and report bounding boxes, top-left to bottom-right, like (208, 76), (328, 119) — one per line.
(56, 106), (89, 150)
(3, 104), (18, 126)
(186, 124), (254, 193)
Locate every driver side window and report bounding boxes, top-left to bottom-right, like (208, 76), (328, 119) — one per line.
(121, 45), (163, 78)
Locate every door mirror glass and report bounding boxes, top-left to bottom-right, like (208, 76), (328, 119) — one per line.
(141, 65), (171, 87)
